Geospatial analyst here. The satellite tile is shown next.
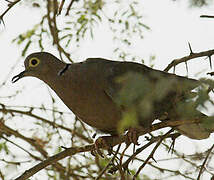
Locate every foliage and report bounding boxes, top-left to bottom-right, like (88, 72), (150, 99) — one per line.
(12, 0), (149, 62)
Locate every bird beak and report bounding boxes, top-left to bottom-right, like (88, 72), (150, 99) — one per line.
(12, 70), (27, 83)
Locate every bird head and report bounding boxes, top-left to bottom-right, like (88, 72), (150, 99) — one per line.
(12, 52), (61, 83)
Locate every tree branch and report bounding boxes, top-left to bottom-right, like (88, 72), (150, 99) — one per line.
(164, 48), (214, 72)
(0, 135), (42, 161)
(133, 129), (174, 178)
(65, 0), (76, 15)
(14, 116), (213, 180)
(0, 106), (93, 143)
(0, 120), (48, 157)
(47, 0), (72, 62)
(197, 144), (214, 180)
(0, 0), (22, 25)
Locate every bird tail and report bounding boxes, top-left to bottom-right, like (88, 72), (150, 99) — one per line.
(176, 111), (212, 140)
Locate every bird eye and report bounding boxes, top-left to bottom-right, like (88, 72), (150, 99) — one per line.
(29, 57), (40, 67)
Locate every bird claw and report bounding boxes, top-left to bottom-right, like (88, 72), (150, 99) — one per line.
(126, 128), (140, 145)
(91, 147), (104, 158)
(91, 136), (113, 158)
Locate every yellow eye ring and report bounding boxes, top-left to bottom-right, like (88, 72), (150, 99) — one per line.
(29, 57), (40, 67)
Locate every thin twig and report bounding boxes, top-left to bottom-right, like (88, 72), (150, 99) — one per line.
(0, 121), (48, 157)
(164, 49), (214, 72)
(66, 0), (76, 15)
(14, 145), (95, 180)
(47, 0), (72, 62)
(13, 118), (211, 180)
(1, 135), (42, 161)
(95, 144), (121, 180)
(0, 107), (93, 143)
(197, 144), (214, 180)
(200, 15), (214, 18)
(0, 0), (22, 25)
(133, 129), (174, 178)
(109, 132), (178, 174)
(58, 0), (65, 15)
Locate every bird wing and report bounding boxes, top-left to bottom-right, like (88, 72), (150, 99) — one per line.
(101, 60), (200, 104)
(83, 58), (211, 140)
(83, 58), (200, 104)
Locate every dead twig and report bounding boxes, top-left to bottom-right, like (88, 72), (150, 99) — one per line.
(109, 132), (178, 174)
(47, 0), (72, 62)
(66, 0), (76, 15)
(0, 0), (22, 25)
(0, 120), (48, 157)
(197, 144), (214, 180)
(133, 129), (174, 179)
(95, 144), (121, 180)
(164, 48), (214, 72)
(0, 106), (93, 143)
(14, 117), (211, 180)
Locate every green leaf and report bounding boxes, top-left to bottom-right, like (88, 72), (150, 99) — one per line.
(22, 40), (31, 56)
(125, 21), (129, 30)
(139, 22), (151, 30)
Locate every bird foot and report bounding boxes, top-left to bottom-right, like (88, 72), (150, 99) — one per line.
(91, 136), (114, 157)
(125, 127), (140, 145)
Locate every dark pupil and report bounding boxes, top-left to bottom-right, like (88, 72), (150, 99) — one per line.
(31, 59), (38, 65)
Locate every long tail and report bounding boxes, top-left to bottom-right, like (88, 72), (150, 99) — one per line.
(176, 111), (211, 140)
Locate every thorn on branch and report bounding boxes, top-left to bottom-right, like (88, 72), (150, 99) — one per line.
(164, 48), (214, 72)
(200, 15), (214, 18)
(0, 17), (5, 26)
(28, 107), (33, 114)
(151, 156), (157, 163)
(207, 72), (214, 76)
(61, 146), (69, 150)
(66, 0), (77, 16)
(209, 56), (212, 69)
(168, 132), (180, 154)
(58, 0), (65, 15)
(185, 61), (188, 75)
(188, 42), (194, 55)
(168, 140), (175, 154)
(32, 3), (40, 8)
(92, 133), (97, 138)
(5, 0), (13, 5)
